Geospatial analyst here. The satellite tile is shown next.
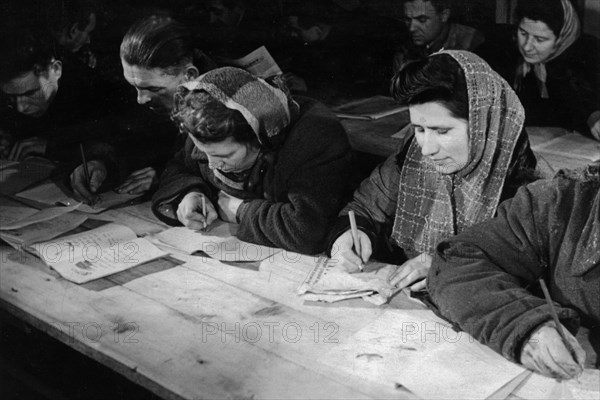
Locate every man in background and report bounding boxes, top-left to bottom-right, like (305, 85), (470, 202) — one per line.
(393, 0), (484, 71)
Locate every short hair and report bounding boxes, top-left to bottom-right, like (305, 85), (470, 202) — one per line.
(0, 25), (56, 83)
(404, 0), (452, 14)
(53, 0), (98, 33)
(515, 0), (564, 37)
(172, 88), (257, 145)
(391, 53), (468, 120)
(120, 16), (194, 74)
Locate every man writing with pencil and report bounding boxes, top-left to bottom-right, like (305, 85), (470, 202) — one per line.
(427, 163), (599, 379)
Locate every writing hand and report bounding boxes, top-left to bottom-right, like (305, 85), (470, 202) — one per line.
(329, 229), (372, 273)
(177, 192), (218, 230)
(70, 160), (106, 203)
(387, 253), (432, 291)
(8, 137), (47, 161)
(217, 191), (243, 223)
(521, 321), (585, 380)
(590, 119), (600, 141)
(0, 131), (13, 159)
(116, 167), (157, 195)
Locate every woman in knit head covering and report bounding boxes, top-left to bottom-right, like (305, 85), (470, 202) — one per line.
(152, 67), (353, 254)
(328, 50), (537, 290)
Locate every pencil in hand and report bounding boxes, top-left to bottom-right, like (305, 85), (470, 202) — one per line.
(348, 210), (364, 272)
(538, 278), (584, 372)
(201, 195), (207, 231)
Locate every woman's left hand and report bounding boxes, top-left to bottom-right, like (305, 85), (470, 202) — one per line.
(387, 253), (432, 291)
(590, 119), (600, 141)
(217, 191), (244, 223)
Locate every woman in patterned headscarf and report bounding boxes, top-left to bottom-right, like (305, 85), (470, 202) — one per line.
(152, 67), (353, 254)
(327, 50), (537, 290)
(483, 0), (599, 140)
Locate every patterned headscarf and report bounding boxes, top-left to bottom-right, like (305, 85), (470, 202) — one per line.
(391, 50), (525, 257)
(179, 67), (299, 148)
(514, 0), (580, 98)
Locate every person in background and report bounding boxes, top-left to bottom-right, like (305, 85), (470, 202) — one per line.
(328, 51), (537, 290)
(0, 21), (117, 168)
(50, 0), (99, 70)
(479, 0), (600, 140)
(393, 0), (484, 72)
(70, 15), (216, 201)
(428, 163), (599, 379)
(279, 0), (401, 100)
(152, 67), (353, 254)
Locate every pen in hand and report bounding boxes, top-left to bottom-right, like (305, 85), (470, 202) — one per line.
(348, 210), (364, 272)
(79, 143), (99, 206)
(201, 195), (207, 230)
(538, 278), (584, 372)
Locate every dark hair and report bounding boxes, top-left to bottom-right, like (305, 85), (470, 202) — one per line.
(403, 0), (452, 14)
(0, 26), (56, 83)
(52, 0), (97, 33)
(172, 88), (257, 145)
(391, 54), (468, 120)
(515, 0), (564, 37)
(120, 16), (194, 74)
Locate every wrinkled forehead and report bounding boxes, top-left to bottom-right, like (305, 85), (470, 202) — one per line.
(1, 71), (43, 95)
(404, 0), (438, 17)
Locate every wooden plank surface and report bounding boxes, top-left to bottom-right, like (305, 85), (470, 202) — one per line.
(1, 245), (409, 399)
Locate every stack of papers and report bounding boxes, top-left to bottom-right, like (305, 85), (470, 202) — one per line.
(297, 257), (397, 305)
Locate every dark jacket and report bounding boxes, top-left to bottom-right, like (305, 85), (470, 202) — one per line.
(428, 164), (600, 363)
(152, 97), (353, 255)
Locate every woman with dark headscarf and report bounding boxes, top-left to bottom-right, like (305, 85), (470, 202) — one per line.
(482, 0), (599, 140)
(327, 50), (537, 290)
(152, 67), (353, 254)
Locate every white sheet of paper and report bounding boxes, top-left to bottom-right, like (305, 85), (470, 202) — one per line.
(155, 222), (279, 262)
(31, 223), (167, 283)
(532, 133), (600, 162)
(1, 213), (88, 248)
(320, 309), (527, 400)
(225, 45), (282, 78)
(16, 180), (140, 213)
(0, 203), (81, 230)
(0, 196), (39, 226)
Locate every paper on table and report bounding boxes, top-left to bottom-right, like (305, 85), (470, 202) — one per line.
(0, 196), (39, 226)
(1, 212), (88, 249)
(30, 223), (167, 284)
(320, 309), (527, 400)
(333, 96), (407, 120)
(297, 257), (398, 305)
(222, 46), (282, 78)
(155, 221), (280, 262)
(16, 180), (140, 214)
(0, 203), (81, 230)
(514, 368), (599, 400)
(531, 133), (600, 162)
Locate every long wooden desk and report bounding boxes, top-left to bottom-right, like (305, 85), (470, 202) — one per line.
(0, 198), (426, 399)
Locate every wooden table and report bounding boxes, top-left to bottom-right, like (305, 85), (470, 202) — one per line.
(0, 199), (427, 399)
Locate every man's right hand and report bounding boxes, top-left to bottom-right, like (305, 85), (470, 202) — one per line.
(329, 228), (372, 273)
(520, 321), (586, 380)
(70, 160), (107, 203)
(177, 192), (219, 230)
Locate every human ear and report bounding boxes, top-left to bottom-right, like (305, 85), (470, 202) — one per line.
(49, 60), (63, 81)
(441, 9), (450, 23)
(184, 66), (200, 81)
(69, 23), (81, 39)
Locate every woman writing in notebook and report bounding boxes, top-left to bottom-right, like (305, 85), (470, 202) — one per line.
(328, 50), (537, 290)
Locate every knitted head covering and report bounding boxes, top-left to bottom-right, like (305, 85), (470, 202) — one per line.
(178, 66), (299, 148)
(514, 0), (580, 98)
(391, 50), (526, 257)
